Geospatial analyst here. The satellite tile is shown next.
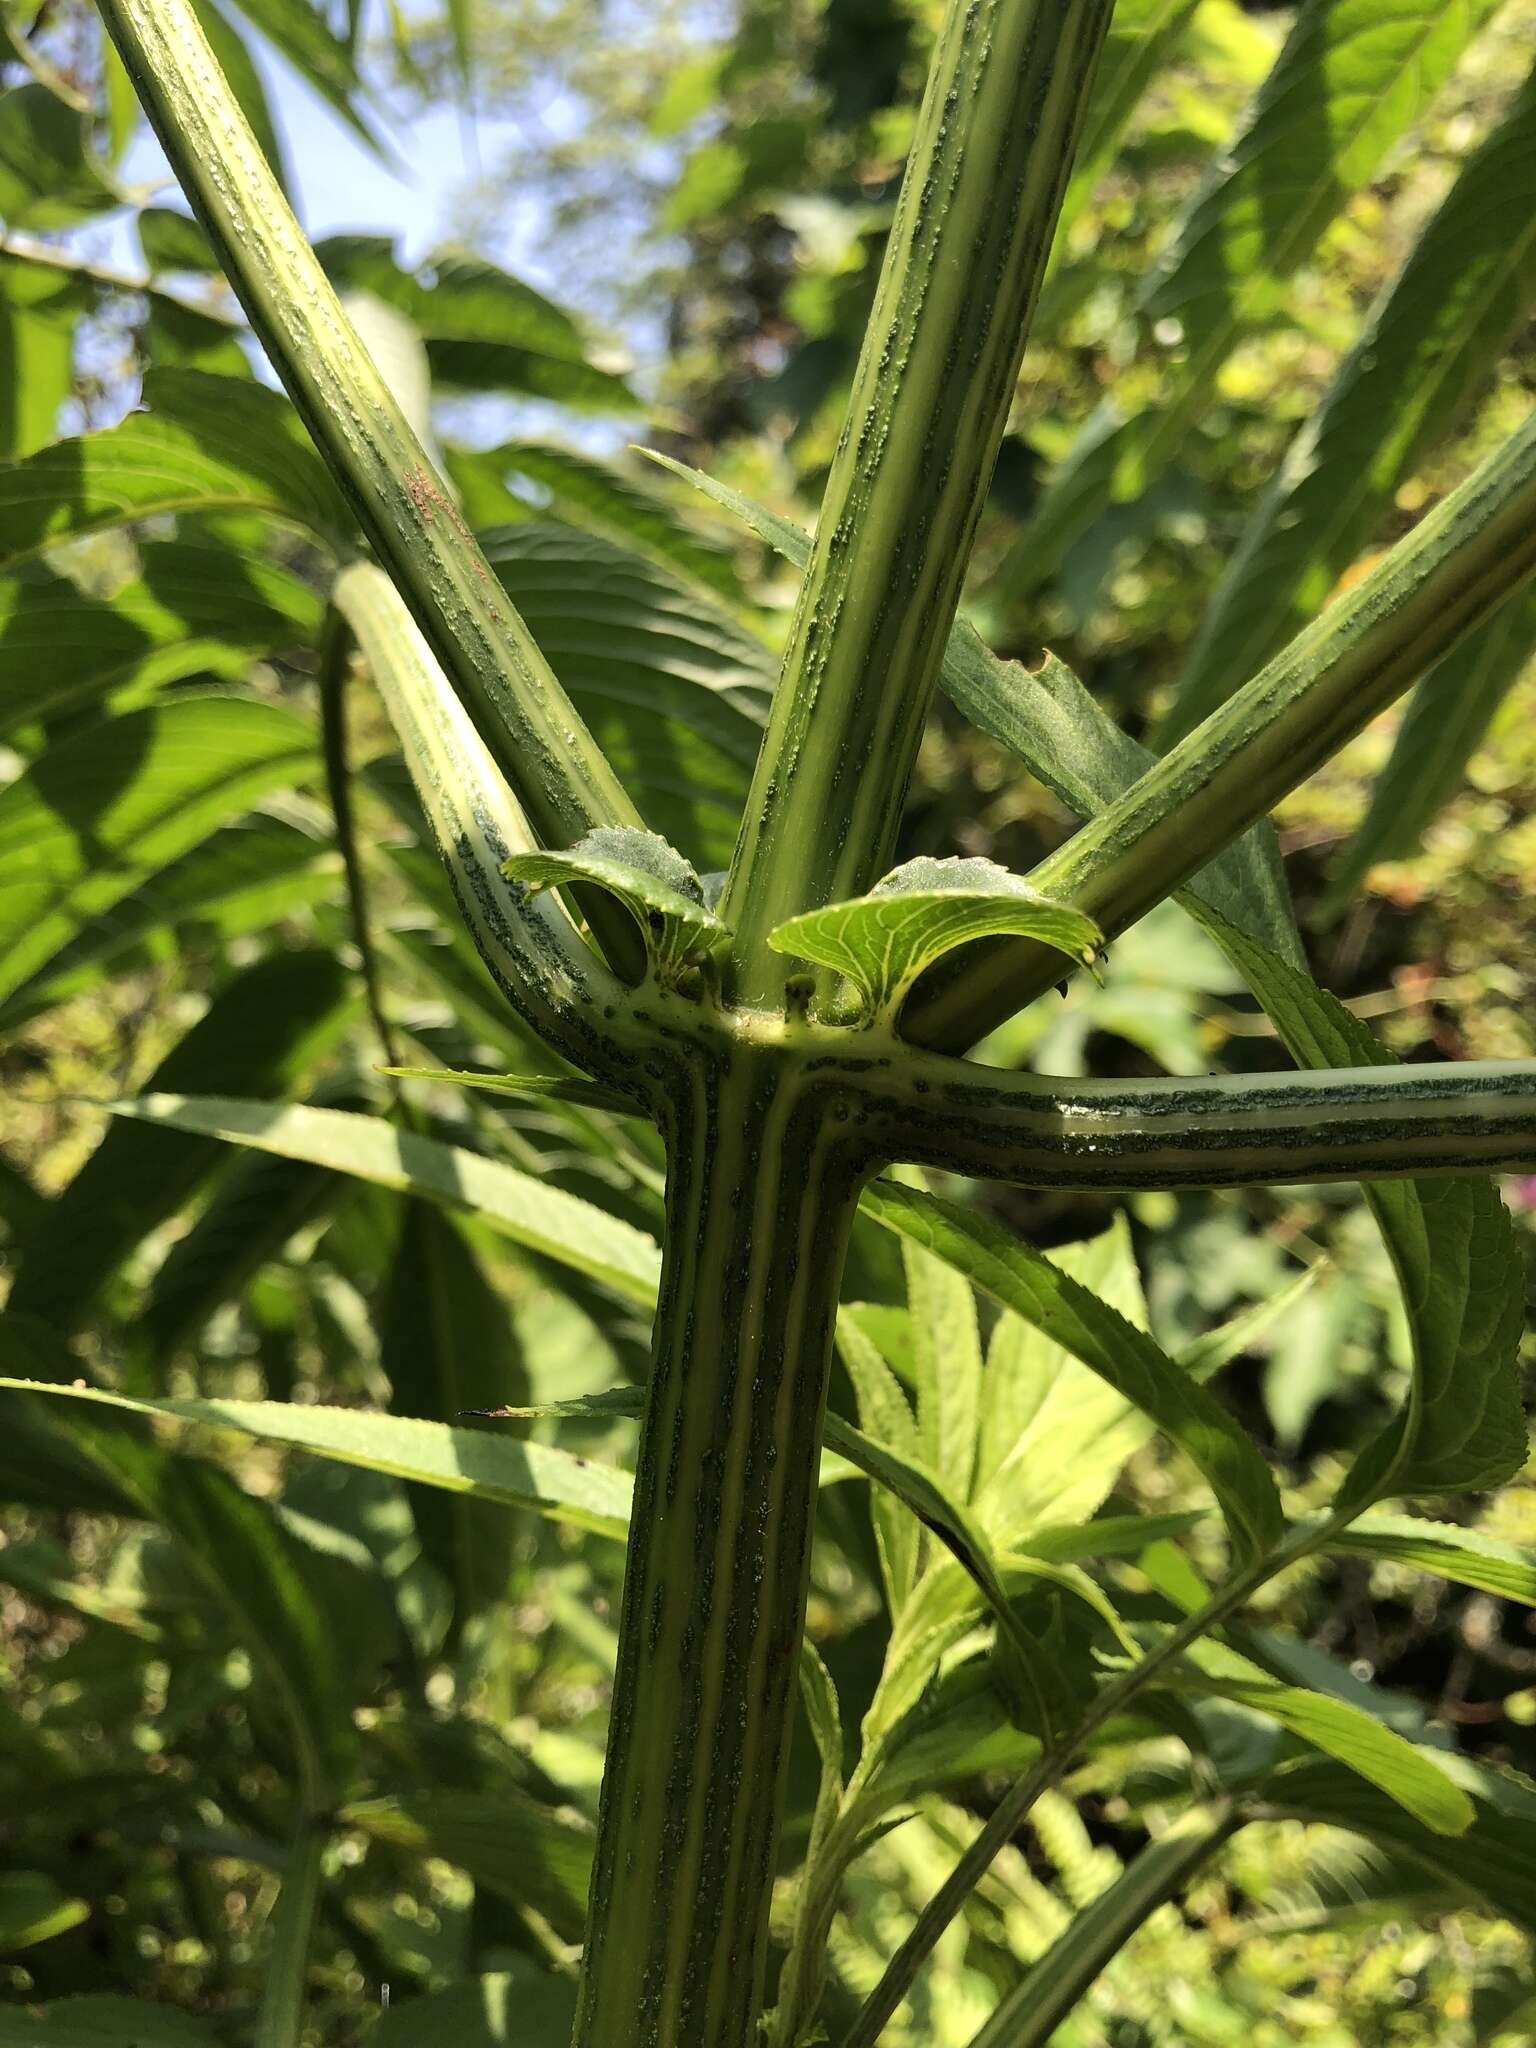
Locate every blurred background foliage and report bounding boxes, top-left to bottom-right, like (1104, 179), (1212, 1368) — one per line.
(1, 0), (1535, 2039)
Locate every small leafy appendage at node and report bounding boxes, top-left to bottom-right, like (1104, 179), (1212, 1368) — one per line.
(502, 827), (730, 991)
(768, 855), (1102, 1026)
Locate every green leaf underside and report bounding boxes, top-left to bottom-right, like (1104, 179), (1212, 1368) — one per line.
(99, 1096), (662, 1305)
(1170, 58), (1536, 736)
(861, 1180), (1284, 1566)
(502, 826), (727, 985)
(1193, 907), (1525, 1500)
(1177, 1643), (1474, 1836)
(0, 1380), (633, 1539)
(769, 856), (1101, 1019)
(0, 368), (351, 571)
(641, 450), (1303, 964)
(0, 695), (317, 1011)
(1332, 1516), (1536, 1606)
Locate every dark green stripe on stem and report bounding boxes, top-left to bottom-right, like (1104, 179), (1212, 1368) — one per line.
(575, 1050), (863, 2048)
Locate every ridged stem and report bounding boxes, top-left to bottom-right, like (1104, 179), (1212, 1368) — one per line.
(93, 0), (645, 927)
(722, 0), (1114, 1004)
(906, 404), (1536, 1047)
(574, 1048), (864, 2048)
(847, 1049), (1536, 1189)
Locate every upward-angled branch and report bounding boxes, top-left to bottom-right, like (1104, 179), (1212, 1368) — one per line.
(95, 0), (644, 892)
(720, 0), (1115, 1006)
(906, 403), (1536, 1047)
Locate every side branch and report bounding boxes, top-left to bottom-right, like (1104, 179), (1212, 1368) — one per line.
(95, 0), (644, 883)
(721, 0), (1115, 1004)
(331, 565), (638, 1089)
(906, 405), (1536, 1048)
(838, 1051), (1536, 1189)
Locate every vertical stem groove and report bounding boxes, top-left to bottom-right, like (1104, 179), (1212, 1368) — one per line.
(575, 1051), (863, 2048)
(722, 0), (1114, 1005)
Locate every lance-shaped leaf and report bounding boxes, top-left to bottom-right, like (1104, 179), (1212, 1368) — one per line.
(1172, 1641), (1473, 1836)
(1191, 906), (1525, 1502)
(0, 369), (351, 571)
(1330, 1515), (1536, 1605)
(1003, 0), (1512, 588)
(502, 827), (728, 989)
(1168, 59), (1536, 738)
(1324, 580), (1536, 911)
(0, 1379), (635, 1540)
(99, 1095), (664, 1307)
(641, 450), (1302, 965)
(9, 951), (353, 1332)
(0, 537), (323, 743)
(0, 695), (318, 1012)
(860, 1179), (1285, 1568)
(769, 857), (1101, 1024)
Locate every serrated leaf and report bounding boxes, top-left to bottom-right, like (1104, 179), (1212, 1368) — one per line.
(1192, 905), (1526, 1501)
(503, 827), (727, 987)
(973, 1218), (1159, 1540)
(899, 1195), (984, 1501)
(98, 1096), (663, 1306)
(451, 438), (740, 596)
(861, 1181), (1285, 1567)
(217, 0), (387, 161)
(482, 524), (771, 871)
(0, 816), (333, 1031)
(316, 237), (634, 411)
(1330, 1515), (1536, 1605)
(0, 695), (317, 1012)
(0, 1379), (635, 1539)
(1176, 1641), (1473, 1836)
(769, 856), (1100, 1022)
(9, 951), (353, 1331)
(642, 451), (1302, 963)
(1004, 0), (1511, 598)
(0, 538), (323, 739)
(1171, 61), (1536, 735)
(0, 368), (351, 572)
(835, 1312), (921, 1611)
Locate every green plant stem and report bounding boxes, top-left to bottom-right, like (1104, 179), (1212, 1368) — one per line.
(721, 0), (1114, 1005)
(850, 1048), (1536, 1188)
(318, 608), (403, 1083)
(905, 405), (1536, 1048)
(94, 0), (645, 975)
(331, 562), (639, 1091)
(964, 1802), (1240, 2048)
(575, 1048), (864, 2048)
(841, 1518), (1334, 2048)
(254, 1821), (326, 2048)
